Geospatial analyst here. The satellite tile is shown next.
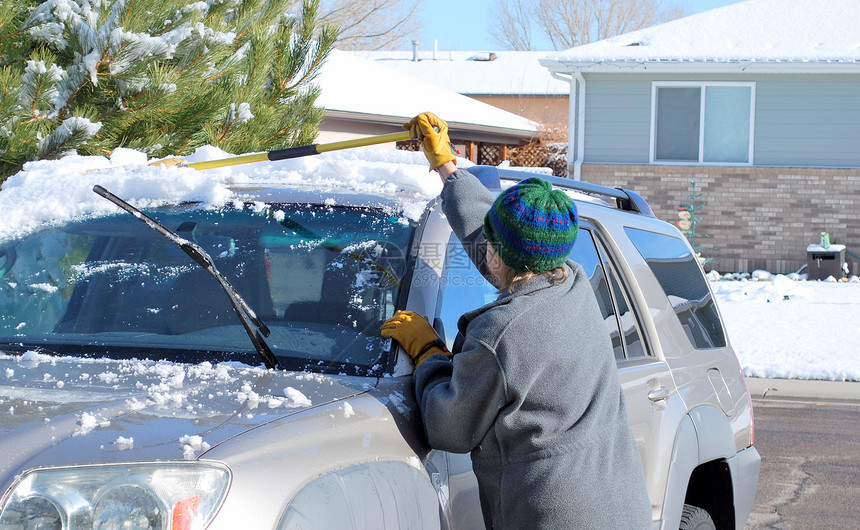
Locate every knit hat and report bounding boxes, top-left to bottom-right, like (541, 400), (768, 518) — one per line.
(482, 177), (578, 273)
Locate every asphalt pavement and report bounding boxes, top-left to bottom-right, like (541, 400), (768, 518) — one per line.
(746, 377), (860, 402)
(744, 397), (860, 529)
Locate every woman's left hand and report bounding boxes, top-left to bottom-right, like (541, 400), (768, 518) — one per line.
(381, 310), (450, 366)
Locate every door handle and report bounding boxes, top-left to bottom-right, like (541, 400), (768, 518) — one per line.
(648, 386), (671, 402)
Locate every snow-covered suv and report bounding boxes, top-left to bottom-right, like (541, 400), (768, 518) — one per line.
(0, 159), (759, 529)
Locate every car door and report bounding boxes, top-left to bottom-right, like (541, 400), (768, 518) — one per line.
(582, 223), (685, 523)
(433, 232), (495, 529)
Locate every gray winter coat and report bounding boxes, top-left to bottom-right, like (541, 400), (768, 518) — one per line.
(413, 168), (652, 529)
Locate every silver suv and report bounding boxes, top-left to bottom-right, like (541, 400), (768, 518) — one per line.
(0, 164), (759, 529)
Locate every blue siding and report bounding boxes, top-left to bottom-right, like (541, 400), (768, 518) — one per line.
(582, 74), (652, 163)
(755, 74), (860, 167)
(580, 72), (860, 168)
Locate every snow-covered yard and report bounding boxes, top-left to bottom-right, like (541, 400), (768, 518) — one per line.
(713, 275), (860, 382)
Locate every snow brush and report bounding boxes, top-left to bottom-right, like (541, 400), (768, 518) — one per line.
(157, 131), (413, 170)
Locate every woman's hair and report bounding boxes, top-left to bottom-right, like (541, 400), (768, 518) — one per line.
(496, 263), (569, 294)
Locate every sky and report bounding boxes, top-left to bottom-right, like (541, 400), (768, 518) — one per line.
(419, 0), (743, 52)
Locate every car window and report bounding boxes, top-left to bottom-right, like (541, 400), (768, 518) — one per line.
(593, 238), (647, 359)
(624, 227), (726, 349)
(435, 235), (497, 350)
(0, 204), (414, 374)
(436, 228), (640, 361)
(568, 230), (626, 360)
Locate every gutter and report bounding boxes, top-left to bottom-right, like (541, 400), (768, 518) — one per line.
(551, 69), (585, 181)
(541, 59), (860, 75)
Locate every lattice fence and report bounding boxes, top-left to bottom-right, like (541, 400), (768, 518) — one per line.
(397, 139), (568, 177)
(478, 144), (503, 166)
(396, 140), (421, 151)
(511, 142), (567, 177)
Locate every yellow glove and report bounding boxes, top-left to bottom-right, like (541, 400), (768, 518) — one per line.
(403, 112), (457, 170)
(381, 310), (450, 367)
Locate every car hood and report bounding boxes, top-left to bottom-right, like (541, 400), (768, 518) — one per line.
(0, 351), (372, 483)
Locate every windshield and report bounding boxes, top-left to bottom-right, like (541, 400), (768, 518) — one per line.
(0, 202), (414, 375)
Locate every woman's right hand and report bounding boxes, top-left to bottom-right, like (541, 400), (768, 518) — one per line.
(403, 113), (457, 171)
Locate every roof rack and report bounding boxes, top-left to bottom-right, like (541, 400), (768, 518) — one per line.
(467, 165), (655, 218)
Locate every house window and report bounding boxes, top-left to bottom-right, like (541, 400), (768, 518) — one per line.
(651, 82), (755, 165)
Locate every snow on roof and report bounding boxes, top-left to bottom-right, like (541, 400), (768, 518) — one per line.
(350, 50), (569, 96)
(543, 0), (860, 71)
(316, 50), (539, 133)
(0, 146), (448, 242)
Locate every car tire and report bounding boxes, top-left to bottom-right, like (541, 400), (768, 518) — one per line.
(679, 504), (716, 530)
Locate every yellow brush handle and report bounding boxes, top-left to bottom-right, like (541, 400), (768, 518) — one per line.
(186, 131), (413, 170)
(187, 152), (269, 170)
(315, 131), (412, 153)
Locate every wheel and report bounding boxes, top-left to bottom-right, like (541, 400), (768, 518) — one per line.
(679, 504), (716, 530)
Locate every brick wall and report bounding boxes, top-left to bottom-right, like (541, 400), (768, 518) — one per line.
(580, 164), (860, 275)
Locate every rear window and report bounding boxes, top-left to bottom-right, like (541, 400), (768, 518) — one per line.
(624, 227), (725, 349)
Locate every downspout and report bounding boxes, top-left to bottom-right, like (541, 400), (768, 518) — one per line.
(551, 69), (586, 180)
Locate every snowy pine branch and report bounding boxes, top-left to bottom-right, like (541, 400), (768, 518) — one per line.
(1, 0), (337, 183)
(37, 116), (102, 159)
(20, 60), (64, 119)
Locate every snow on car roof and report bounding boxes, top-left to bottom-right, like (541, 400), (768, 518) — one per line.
(0, 146), (449, 242)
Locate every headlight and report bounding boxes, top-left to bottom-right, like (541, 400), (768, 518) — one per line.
(0, 462), (229, 530)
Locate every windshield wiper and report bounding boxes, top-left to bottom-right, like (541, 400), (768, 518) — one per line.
(92, 185), (281, 370)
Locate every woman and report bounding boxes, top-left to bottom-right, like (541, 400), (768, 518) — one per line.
(382, 113), (651, 529)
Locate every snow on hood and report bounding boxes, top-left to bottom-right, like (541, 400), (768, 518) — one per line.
(0, 351), (371, 475)
(0, 146), (447, 242)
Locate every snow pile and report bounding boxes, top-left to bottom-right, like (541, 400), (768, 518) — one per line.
(17, 350), (46, 369)
(283, 387), (312, 408)
(75, 411), (110, 436)
(179, 434), (210, 460)
(0, 146), (444, 242)
(712, 275), (860, 382)
(114, 436), (134, 450)
(0, 351), (318, 419)
(715, 273), (814, 303)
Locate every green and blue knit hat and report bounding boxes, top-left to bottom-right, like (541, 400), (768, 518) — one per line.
(482, 177), (578, 273)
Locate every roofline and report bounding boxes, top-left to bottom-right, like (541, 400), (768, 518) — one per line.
(540, 58), (860, 74)
(459, 92), (570, 97)
(322, 110), (539, 142)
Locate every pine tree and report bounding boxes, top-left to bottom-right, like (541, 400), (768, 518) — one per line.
(0, 0), (337, 184)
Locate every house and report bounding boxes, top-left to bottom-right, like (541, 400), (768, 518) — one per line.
(314, 50), (539, 164)
(541, 0), (860, 274)
(352, 49), (570, 130)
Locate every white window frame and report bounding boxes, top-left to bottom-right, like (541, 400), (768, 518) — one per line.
(649, 81), (756, 166)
